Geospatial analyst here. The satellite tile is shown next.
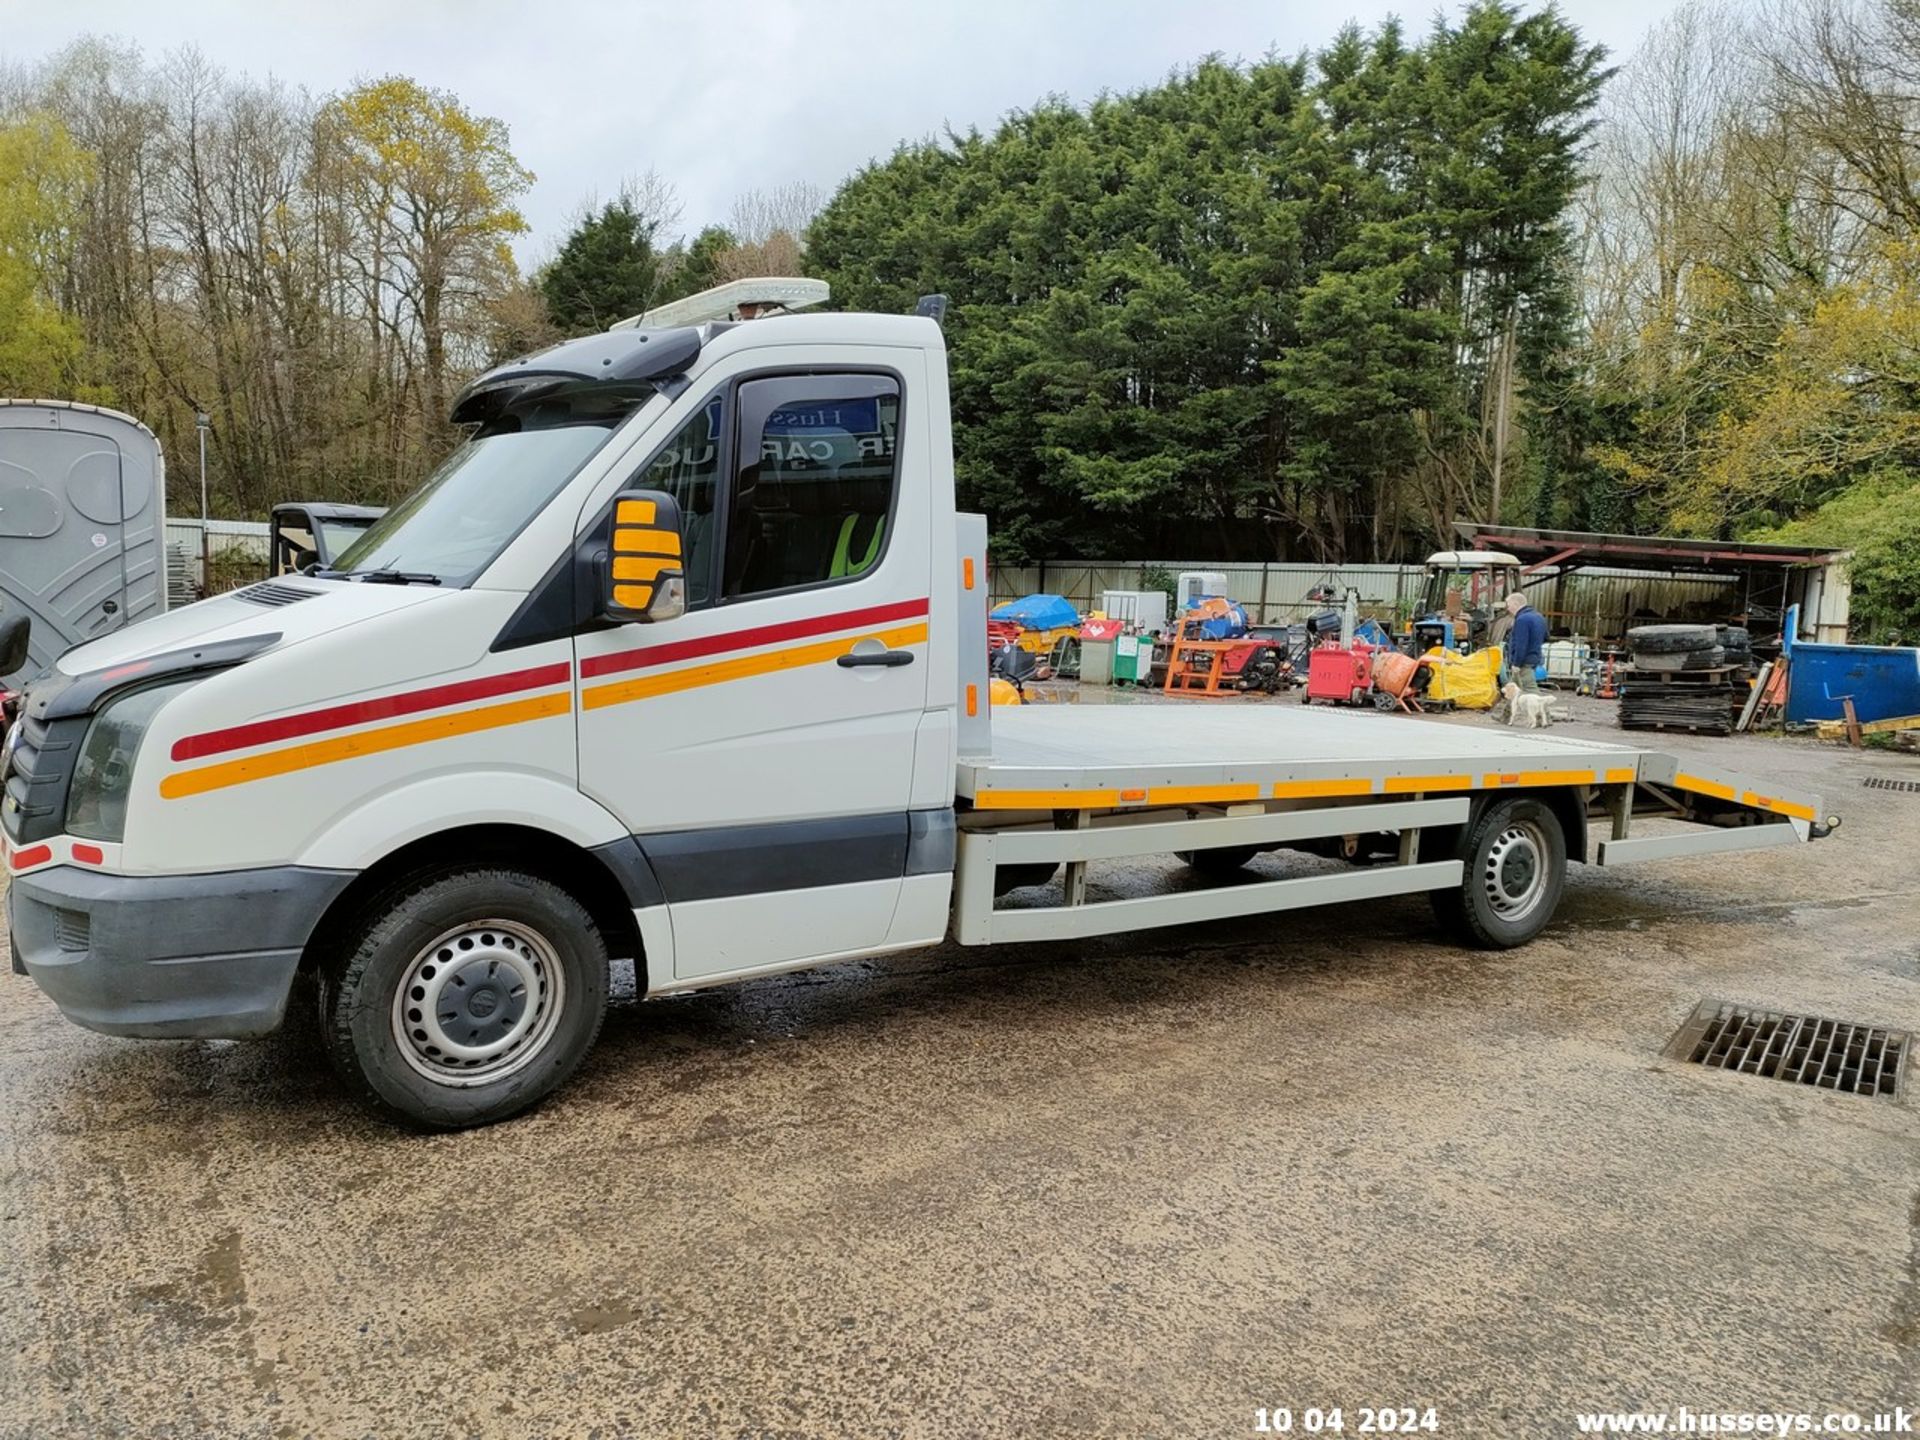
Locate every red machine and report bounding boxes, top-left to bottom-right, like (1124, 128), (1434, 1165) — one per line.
(1303, 641), (1382, 705)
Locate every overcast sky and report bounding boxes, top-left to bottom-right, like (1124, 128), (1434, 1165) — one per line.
(5, 0), (1677, 265)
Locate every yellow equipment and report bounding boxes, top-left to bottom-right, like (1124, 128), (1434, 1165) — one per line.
(1420, 645), (1503, 710)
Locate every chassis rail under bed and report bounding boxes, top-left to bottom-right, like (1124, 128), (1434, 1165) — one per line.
(951, 705), (1827, 945)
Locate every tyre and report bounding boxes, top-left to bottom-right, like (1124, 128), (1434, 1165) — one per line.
(1176, 845), (1260, 876)
(1628, 623), (1718, 655)
(1429, 797), (1567, 949)
(318, 868), (609, 1130)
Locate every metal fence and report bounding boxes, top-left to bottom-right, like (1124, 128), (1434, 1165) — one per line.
(153, 527), (1742, 641)
(990, 558), (1739, 641)
(164, 519), (271, 602)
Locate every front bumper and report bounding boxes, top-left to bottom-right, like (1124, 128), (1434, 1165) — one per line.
(7, 864), (353, 1038)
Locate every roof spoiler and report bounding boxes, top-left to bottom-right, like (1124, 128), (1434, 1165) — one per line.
(450, 327), (702, 425)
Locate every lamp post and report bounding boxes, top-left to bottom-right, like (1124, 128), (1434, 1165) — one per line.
(195, 411), (210, 596)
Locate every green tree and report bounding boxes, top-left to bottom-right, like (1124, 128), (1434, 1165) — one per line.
(322, 76), (533, 428)
(541, 198), (664, 334)
(809, 5), (1606, 564)
(655, 224), (737, 305)
(0, 113), (100, 398)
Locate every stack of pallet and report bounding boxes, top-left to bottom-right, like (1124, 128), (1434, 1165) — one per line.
(1617, 625), (1751, 737)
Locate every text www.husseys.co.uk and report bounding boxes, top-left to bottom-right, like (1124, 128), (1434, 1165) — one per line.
(1573, 1408), (1913, 1434)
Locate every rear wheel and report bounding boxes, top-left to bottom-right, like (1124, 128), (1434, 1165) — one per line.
(1430, 798), (1566, 949)
(319, 868), (609, 1129)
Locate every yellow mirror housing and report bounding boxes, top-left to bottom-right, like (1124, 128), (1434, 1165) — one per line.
(603, 491), (687, 622)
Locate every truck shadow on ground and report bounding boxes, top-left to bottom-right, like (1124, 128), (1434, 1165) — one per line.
(26, 853), (1861, 1139)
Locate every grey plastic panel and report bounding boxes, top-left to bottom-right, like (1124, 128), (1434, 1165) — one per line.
(0, 403), (166, 682)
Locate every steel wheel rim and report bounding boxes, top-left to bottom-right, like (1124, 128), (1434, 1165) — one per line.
(1483, 820), (1548, 920)
(390, 919), (565, 1086)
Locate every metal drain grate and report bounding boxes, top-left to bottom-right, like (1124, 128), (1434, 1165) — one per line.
(1666, 1000), (1909, 1098)
(1863, 777), (1920, 793)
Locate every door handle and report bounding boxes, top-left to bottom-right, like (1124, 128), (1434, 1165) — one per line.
(837, 649), (915, 668)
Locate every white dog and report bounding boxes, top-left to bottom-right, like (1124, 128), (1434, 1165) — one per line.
(1502, 681), (1555, 729)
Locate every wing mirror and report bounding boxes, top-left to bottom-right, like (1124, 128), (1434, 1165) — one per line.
(601, 490), (687, 624)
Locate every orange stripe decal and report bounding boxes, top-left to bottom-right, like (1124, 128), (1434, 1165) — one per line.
(971, 788), (1122, 811)
(1675, 772), (1737, 802)
(1382, 775), (1472, 793)
(1511, 769), (1596, 787)
(1605, 767), (1636, 784)
(161, 691), (571, 799)
(1146, 783), (1262, 806)
(1273, 778), (1373, 799)
(1743, 791), (1817, 821)
(582, 623), (929, 710)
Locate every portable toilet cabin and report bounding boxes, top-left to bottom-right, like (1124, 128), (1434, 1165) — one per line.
(0, 401), (167, 683)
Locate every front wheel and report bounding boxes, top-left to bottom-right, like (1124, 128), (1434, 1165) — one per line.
(1430, 797), (1566, 949)
(319, 868), (609, 1129)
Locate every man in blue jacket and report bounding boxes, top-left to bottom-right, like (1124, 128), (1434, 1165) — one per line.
(1496, 590), (1548, 720)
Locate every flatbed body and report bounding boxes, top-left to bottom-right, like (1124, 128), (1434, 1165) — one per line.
(947, 690), (1823, 947)
(962, 702), (1650, 808)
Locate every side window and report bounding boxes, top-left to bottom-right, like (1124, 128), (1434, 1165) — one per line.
(637, 394), (723, 606)
(722, 374), (900, 600)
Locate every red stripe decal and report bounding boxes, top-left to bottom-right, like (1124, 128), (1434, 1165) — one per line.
(171, 661), (573, 761)
(580, 598), (932, 679)
(71, 843), (104, 865)
(9, 844), (51, 871)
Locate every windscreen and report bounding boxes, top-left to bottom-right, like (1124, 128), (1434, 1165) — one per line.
(329, 387), (647, 585)
(318, 518), (376, 561)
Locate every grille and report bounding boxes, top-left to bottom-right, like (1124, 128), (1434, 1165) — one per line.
(52, 909), (90, 953)
(1863, 777), (1920, 794)
(2, 708), (86, 845)
(1666, 1000), (1909, 1099)
(3, 714), (53, 824)
(235, 582), (319, 608)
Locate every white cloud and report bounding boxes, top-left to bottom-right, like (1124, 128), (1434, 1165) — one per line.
(2, 0), (1678, 263)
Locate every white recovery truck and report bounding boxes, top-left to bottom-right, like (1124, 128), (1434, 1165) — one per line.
(2, 307), (1836, 1128)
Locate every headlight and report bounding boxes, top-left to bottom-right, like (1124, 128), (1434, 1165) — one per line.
(66, 680), (196, 842)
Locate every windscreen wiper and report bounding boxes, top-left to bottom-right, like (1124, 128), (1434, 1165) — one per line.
(341, 569), (443, 586)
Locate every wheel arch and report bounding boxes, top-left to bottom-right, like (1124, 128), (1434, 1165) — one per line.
(1422, 786), (1587, 866)
(1528, 786), (1589, 865)
(299, 823), (646, 976)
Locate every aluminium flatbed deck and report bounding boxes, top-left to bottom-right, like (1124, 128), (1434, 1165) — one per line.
(948, 703), (1828, 945)
(957, 703), (1818, 826)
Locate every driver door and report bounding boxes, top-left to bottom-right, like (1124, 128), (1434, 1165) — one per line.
(574, 355), (932, 984)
